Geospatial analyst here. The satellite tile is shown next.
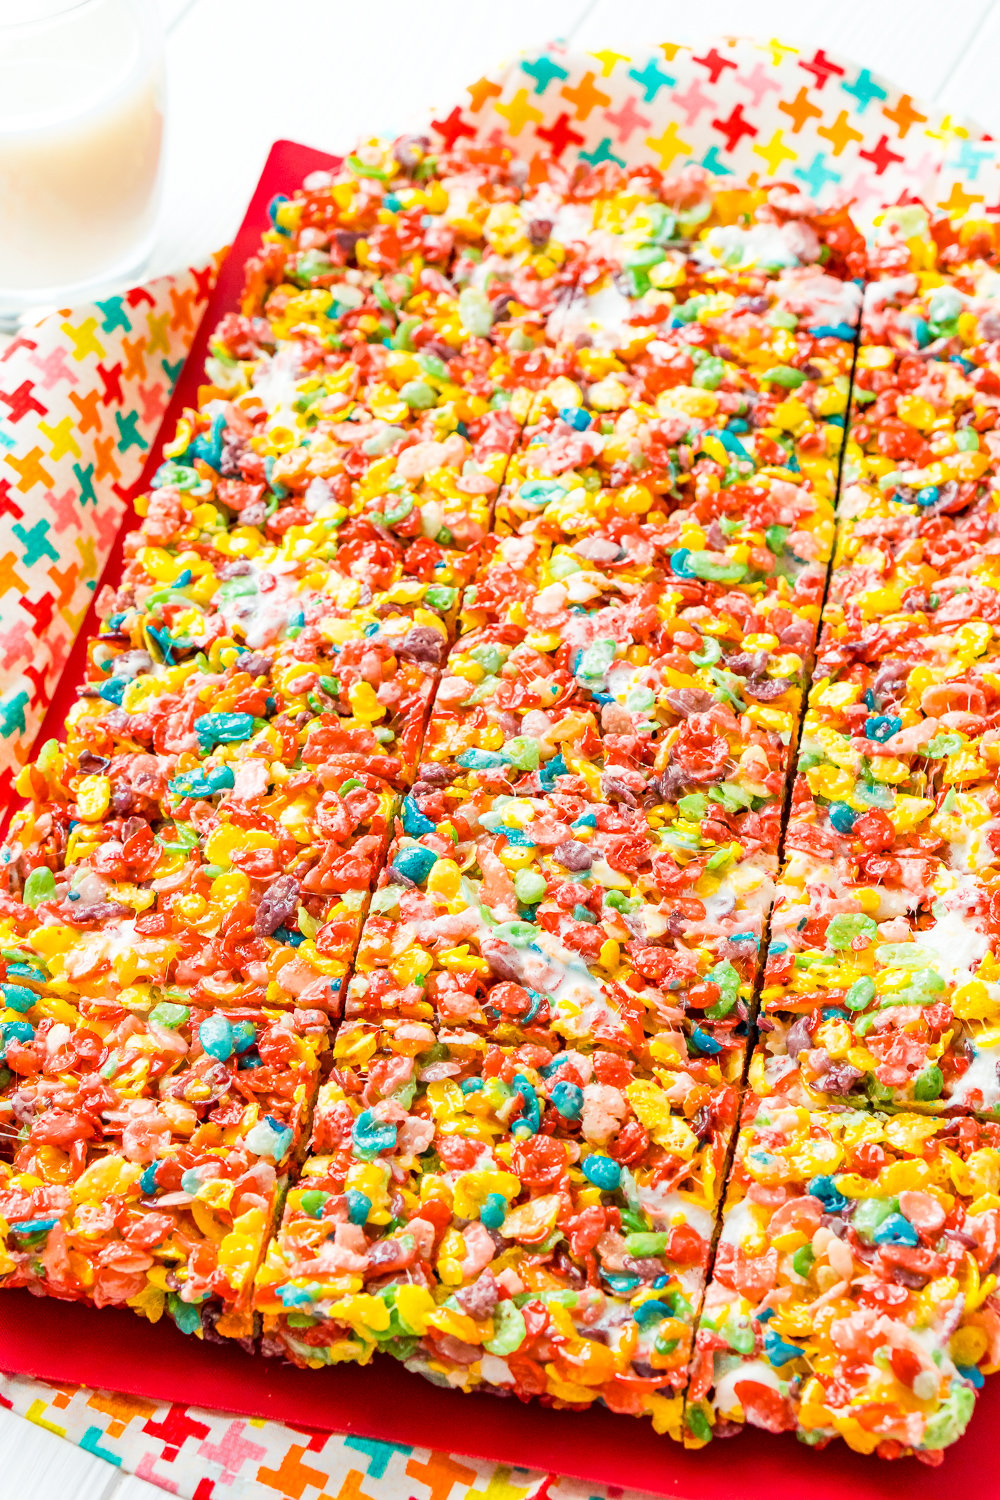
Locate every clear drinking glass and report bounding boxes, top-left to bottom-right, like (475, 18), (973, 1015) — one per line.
(0, 0), (165, 330)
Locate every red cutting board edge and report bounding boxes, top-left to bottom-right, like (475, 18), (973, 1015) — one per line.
(5, 1288), (998, 1500)
(4, 138), (999, 1499)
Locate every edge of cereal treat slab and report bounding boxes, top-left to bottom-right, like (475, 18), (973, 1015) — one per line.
(1, 140), (345, 834)
(1, 1285), (997, 1500)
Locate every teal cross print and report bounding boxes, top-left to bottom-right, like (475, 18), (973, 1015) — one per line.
(521, 54), (569, 93)
(579, 137), (626, 169)
(343, 1436), (414, 1478)
(794, 152), (842, 195)
(841, 68), (888, 112)
(95, 295), (131, 334)
(115, 409), (149, 453)
(629, 57), (675, 102)
(0, 690), (28, 737)
(701, 146), (733, 176)
(13, 517), (59, 565)
(73, 461), (97, 506)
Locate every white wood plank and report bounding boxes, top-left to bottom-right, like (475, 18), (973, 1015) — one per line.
(573, 0), (994, 109)
(150, 0), (590, 278)
(0, 1408), (119, 1500)
(935, 0), (1000, 132)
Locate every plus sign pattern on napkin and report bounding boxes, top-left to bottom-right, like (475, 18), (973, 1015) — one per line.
(435, 36), (998, 222)
(0, 1370), (629, 1500)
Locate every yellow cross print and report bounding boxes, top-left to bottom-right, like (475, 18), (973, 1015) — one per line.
(24, 1400), (66, 1438)
(925, 113), (970, 144)
(472, 1465), (534, 1500)
(59, 316), (104, 361)
(764, 37), (799, 66)
(753, 128), (797, 176)
(494, 88), (543, 137)
(588, 48), (631, 78)
(146, 309), (170, 356)
(644, 121), (693, 171)
(38, 414), (82, 462)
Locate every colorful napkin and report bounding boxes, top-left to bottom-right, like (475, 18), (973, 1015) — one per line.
(0, 1369), (637, 1500)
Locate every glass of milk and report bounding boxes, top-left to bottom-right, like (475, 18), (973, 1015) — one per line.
(0, 0), (165, 330)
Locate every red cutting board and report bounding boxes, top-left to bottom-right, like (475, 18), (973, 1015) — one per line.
(4, 1288), (999, 1500)
(4, 138), (1000, 1499)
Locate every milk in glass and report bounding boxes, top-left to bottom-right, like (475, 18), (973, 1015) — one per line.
(0, 0), (164, 321)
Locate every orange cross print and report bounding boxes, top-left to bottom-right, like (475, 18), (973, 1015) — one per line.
(121, 334), (148, 382)
(466, 75), (502, 114)
(49, 557), (81, 611)
(68, 388), (104, 436)
(560, 71), (611, 121)
(404, 1449), (478, 1500)
(256, 1441), (331, 1498)
(7, 445), (54, 494)
(883, 93), (928, 139)
(779, 87), (822, 134)
(93, 434), (123, 485)
(330, 1467), (378, 1500)
(168, 283), (198, 332)
(818, 110), (865, 158)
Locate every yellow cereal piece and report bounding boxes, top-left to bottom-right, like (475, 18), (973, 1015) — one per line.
(75, 774), (110, 822)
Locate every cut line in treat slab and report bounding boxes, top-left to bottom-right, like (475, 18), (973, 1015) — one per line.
(678, 271), (866, 1449)
(682, 223), (1000, 1451)
(752, 237), (1000, 1124)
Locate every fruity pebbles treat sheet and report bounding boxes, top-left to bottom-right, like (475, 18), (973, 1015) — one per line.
(10, 36), (1000, 1488)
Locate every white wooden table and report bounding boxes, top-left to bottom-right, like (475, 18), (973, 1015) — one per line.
(7, 0), (1000, 1493)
